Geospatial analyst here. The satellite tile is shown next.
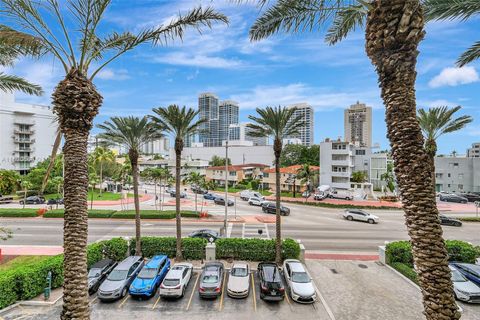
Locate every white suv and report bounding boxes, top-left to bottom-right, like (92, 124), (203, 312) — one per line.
(159, 263), (193, 298)
(248, 196), (265, 206)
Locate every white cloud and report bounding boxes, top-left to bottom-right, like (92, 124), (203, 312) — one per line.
(96, 68), (130, 80)
(153, 53), (244, 69)
(429, 66), (479, 88)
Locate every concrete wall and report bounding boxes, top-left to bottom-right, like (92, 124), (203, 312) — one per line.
(435, 157), (480, 193)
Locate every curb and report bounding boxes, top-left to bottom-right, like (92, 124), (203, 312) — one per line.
(0, 294), (63, 316)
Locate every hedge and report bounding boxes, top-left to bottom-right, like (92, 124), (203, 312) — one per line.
(110, 210), (199, 219)
(0, 209), (39, 217)
(130, 237), (206, 260)
(43, 209), (116, 218)
(458, 217), (480, 222)
(215, 238), (300, 261)
(391, 262), (418, 285)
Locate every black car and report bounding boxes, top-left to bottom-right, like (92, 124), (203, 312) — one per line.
(439, 194), (468, 204)
(214, 197), (234, 206)
(188, 229), (220, 242)
(191, 186), (207, 194)
(262, 202), (290, 216)
(47, 198), (64, 205)
(19, 196), (45, 205)
(258, 262), (285, 301)
(439, 215), (462, 227)
(88, 258), (118, 294)
(458, 193), (480, 202)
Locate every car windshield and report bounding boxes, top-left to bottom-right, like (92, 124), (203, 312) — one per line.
(231, 267), (248, 277)
(202, 274), (218, 283)
(263, 266), (281, 282)
(88, 268), (101, 278)
(291, 271), (310, 283)
(107, 270), (128, 281)
(137, 268), (158, 279)
(162, 279), (180, 286)
(451, 269), (467, 282)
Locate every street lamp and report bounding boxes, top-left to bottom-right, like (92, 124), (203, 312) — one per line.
(223, 124), (236, 234)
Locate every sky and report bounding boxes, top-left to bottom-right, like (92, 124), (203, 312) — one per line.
(4, 0), (480, 155)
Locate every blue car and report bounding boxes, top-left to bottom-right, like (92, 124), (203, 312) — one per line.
(451, 263), (480, 286)
(203, 193), (217, 200)
(129, 255), (170, 298)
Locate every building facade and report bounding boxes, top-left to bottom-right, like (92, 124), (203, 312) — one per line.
(0, 93), (57, 174)
(206, 163), (268, 186)
(286, 103), (314, 146)
(228, 122), (268, 146)
(176, 145), (274, 166)
(140, 137), (170, 157)
(467, 142), (480, 158)
(434, 157), (480, 193)
(344, 101), (372, 148)
(262, 165), (320, 193)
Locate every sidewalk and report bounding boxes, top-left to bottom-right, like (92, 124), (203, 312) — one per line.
(92, 194), (153, 206)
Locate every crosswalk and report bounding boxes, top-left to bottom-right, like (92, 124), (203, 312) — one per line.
(241, 223), (270, 239)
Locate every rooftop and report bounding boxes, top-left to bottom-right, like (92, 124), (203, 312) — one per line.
(263, 164), (319, 174)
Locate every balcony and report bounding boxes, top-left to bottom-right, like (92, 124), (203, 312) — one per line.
(14, 156), (34, 162)
(331, 149), (353, 155)
(14, 129), (35, 134)
(331, 160), (353, 167)
(15, 147), (34, 152)
(13, 137), (35, 143)
(332, 171), (351, 178)
(13, 119), (35, 125)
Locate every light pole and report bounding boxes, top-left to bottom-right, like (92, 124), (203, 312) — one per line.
(224, 139), (228, 233)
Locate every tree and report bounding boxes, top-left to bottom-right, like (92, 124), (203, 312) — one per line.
(247, 0), (460, 318)
(151, 105), (206, 261)
(88, 172), (99, 210)
(424, 0), (480, 66)
(20, 179), (32, 209)
(296, 164), (318, 192)
(184, 172), (204, 214)
(0, 2), (227, 317)
(0, 170), (20, 195)
(280, 144), (319, 167)
(351, 171), (367, 183)
(97, 116), (162, 256)
(381, 162), (395, 193)
(209, 155), (231, 166)
(247, 106), (303, 264)
(93, 147), (116, 196)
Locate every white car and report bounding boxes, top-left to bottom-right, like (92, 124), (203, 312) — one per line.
(159, 263), (193, 298)
(227, 262), (250, 298)
(240, 190), (265, 201)
(450, 265), (480, 303)
(248, 196), (265, 206)
(343, 209), (379, 224)
(282, 259), (316, 304)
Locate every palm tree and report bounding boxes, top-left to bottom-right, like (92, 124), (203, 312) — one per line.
(184, 171), (204, 214)
(296, 164), (318, 193)
(150, 105), (206, 261)
(424, 0), (480, 66)
(0, 2), (227, 317)
(20, 179), (32, 209)
(97, 116), (162, 256)
(247, 1), (460, 318)
(93, 147), (116, 196)
(247, 106), (303, 264)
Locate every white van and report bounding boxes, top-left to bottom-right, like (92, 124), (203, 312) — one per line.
(239, 190), (265, 201)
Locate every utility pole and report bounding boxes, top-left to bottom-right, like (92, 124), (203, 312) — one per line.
(224, 139), (228, 234)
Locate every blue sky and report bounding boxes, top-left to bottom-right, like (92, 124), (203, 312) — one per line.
(6, 0), (480, 155)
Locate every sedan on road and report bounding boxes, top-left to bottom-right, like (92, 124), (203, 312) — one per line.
(88, 258), (117, 295)
(262, 202), (290, 216)
(98, 256), (144, 301)
(129, 255), (170, 298)
(199, 261), (224, 299)
(214, 197), (234, 206)
(451, 263), (480, 287)
(188, 229), (220, 242)
(227, 262), (250, 298)
(169, 190), (187, 198)
(450, 265), (480, 303)
(439, 215), (462, 227)
(159, 263), (193, 298)
(248, 196), (265, 206)
(458, 193), (480, 202)
(439, 194), (468, 204)
(283, 259), (316, 304)
(343, 209), (379, 224)
(258, 262), (284, 301)
(19, 196), (45, 205)
(203, 193), (217, 200)
(47, 198), (64, 205)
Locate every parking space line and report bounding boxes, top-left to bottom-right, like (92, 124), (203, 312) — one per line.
(218, 271), (226, 311)
(284, 288), (291, 305)
(90, 296), (98, 304)
(186, 273), (199, 311)
(118, 295), (129, 308)
(251, 273), (256, 312)
(151, 294), (161, 310)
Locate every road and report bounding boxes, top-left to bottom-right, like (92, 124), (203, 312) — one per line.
(1, 189), (479, 253)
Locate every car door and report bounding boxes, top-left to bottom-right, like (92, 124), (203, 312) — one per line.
(183, 267), (192, 288)
(127, 262), (140, 286)
(355, 211), (366, 222)
(284, 263), (292, 288)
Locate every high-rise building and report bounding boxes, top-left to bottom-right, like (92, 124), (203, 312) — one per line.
(344, 101), (372, 147)
(0, 92), (58, 174)
(467, 142), (480, 158)
(228, 122), (268, 146)
(219, 100), (239, 142)
(286, 103), (314, 146)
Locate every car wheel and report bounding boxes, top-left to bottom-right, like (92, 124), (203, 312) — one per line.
(455, 222), (462, 227)
(121, 287), (127, 297)
(367, 219), (374, 224)
(181, 286), (186, 297)
(347, 216), (353, 221)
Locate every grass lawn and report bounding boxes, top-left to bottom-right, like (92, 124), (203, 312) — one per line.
(0, 256), (49, 271)
(111, 210), (200, 219)
(44, 189), (136, 201)
(214, 187), (272, 196)
(0, 208), (39, 217)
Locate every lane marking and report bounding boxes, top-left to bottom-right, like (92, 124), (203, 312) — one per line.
(251, 272), (256, 312)
(311, 277), (336, 320)
(186, 273), (199, 311)
(218, 271), (226, 311)
(226, 222), (233, 238)
(90, 296), (98, 304)
(152, 294), (161, 310)
(118, 295), (129, 308)
(241, 223), (245, 239)
(264, 223), (270, 239)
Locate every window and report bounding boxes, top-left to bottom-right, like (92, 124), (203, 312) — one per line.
(453, 163), (459, 167)
(229, 171), (236, 176)
(435, 173), (443, 179)
(355, 149), (366, 155)
(458, 184), (463, 190)
(447, 173), (451, 178)
(458, 174), (463, 180)
(263, 173), (269, 178)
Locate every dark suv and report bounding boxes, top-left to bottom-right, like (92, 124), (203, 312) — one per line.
(258, 262), (285, 301)
(262, 202), (290, 216)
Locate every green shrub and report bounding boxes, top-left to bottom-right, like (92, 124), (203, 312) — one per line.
(110, 210), (198, 219)
(391, 262), (418, 284)
(458, 217), (480, 222)
(445, 240), (478, 264)
(0, 271), (18, 309)
(234, 184), (247, 190)
(130, 237), (206, 260)
(216, 238), (300, 261)
(87, 237), (129, 268)
(43, 209), (116, 218)
(0, 209), (38, 217)
(386, 241), (413, 266)
(250, 180), (259, 190)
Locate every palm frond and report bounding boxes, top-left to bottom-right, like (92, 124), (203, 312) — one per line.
(423, 0), (480, 21)
(0, 25), (46, 57)
(150, 105), (204, 141)
(325, 3), (367, 45)
(0, 72), (43, 95)
(456, 41), (480, 67)
(247, 106), (304, 140)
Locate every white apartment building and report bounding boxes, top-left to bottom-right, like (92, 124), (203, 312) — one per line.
(286, 103), (314, 146)
(344, 102), (372, 148)
(0, 92), (57, 174)
(228, 122), (268, 146)
(88, 134), (169, 157)
(175, 145), (274, 166)
(435, 157), (480, 193)
(467, 142), (480, 158)
(138, 157), (210, 178)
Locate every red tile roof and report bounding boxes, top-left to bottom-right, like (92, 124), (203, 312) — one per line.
(263, 164), (319, 174)
(207, 163), (269, 171)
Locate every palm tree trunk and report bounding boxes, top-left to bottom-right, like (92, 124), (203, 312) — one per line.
(40, 131), (62, 196)
(99, 162), (103, 196)
(154, 181), (157, 211)
(175, 147), (183, 261)
(366, 1), (459, 319)
(195, 192), (198, 214)
(274, 138), (282, 264)
(130, 151), (141, 256)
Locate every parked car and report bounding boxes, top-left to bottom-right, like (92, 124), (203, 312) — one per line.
(449, 265), (480, 303)
(169, 190), (187, 198)
(240, 190), (265, 201)
(302, 191), (311, 198)
(47, 198), (64, 205)
(328, 189), (353, 200)
(248, 196), (265, 206)
(159, 263), (193, 298)
(19, 196), (45, 205)
(282, 259), (316, 304)
(199, 261), (225, 299)
(439, 194), (468, 204)
(203, 193), (217, 200)
(214, 197), (234, 206)
(129, 255), (170, 298)
(439, 215), (462, 227)
(450, 263), (480, 287)
(98, 256), (144, 301)
(258, 262), (285, 301)
(313, 193), (327, 201)
(458, 193), (480, 202)
(262, 202), (290, 216)
(188, 229), (220, 242)
(343, 209), (379, 224)
(191, 185), (207, 194)
(88, 258), (117, 295)
(227, 262), (250, 298)
(0, 194), (14, 204)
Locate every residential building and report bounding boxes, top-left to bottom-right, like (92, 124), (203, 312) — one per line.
(140, 137), (170, 157)
(0, 92), (57, 174)
(138, 156), (210, 178)
(352, 147), (390, 190)
(467, 142), (480, 158)
(206, 163), (269, 186)
(228, 122), (268, 146)
(344, 101), (372, 148)
(434, 157), (480, 193)
(175, 145), (274, 166)
(219, 100), (239, 143)
(286, 103), (314, 146)
(262, 165), (320, 193)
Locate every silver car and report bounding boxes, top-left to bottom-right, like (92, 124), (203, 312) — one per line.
(199, 261), (224, 299)
(450, 265), (480, 303)
(97, 256), (144, 301)
(248, 197), (265, 206)
(227, 262), (250, 298)
(343, 209), (379, 224)
(282, 259), (316, 304)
